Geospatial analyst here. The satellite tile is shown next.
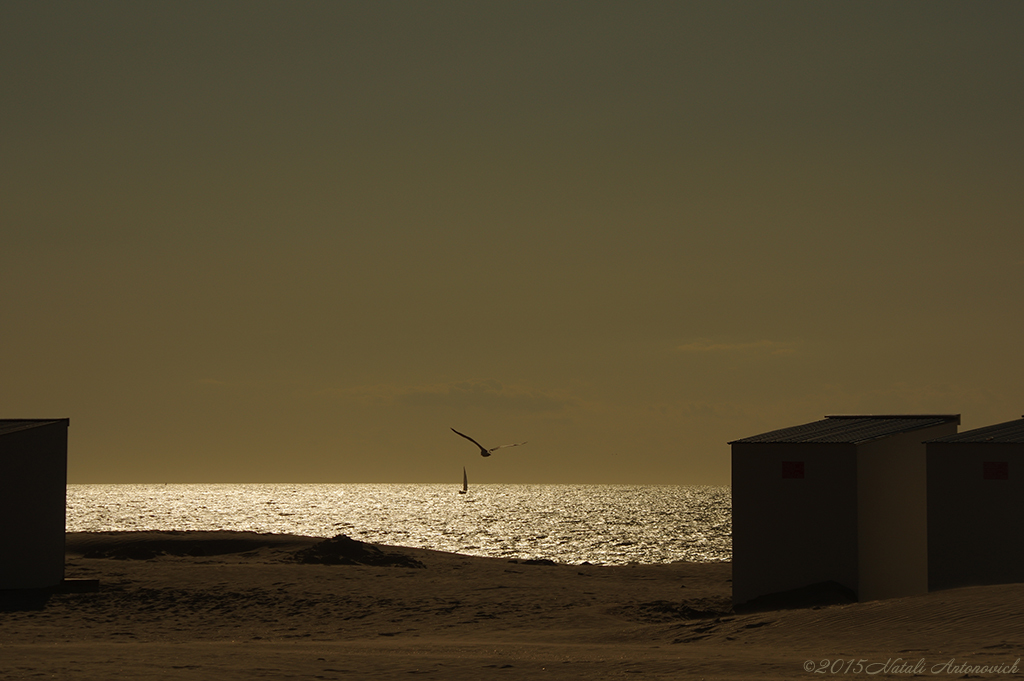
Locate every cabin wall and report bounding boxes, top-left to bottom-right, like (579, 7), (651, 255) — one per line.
(0, 422), (68, 589)
(927, 442), (1024, 590)
(855, 430), (928, 601)
(856, 421), (957, 601)
(731, 442), (858, 606)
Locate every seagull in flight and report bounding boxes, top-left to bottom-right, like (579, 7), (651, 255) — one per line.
(451, 428), (527, 457)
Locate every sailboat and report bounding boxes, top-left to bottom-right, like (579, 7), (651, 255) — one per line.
(459, 466), (468, 494)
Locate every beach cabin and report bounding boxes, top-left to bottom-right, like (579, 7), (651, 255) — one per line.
(0, 419), (70, 590)
(730, 414), (959, 607)
(926, 416), (1024, 591)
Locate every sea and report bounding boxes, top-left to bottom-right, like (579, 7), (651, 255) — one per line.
(65, 484), (731, 566)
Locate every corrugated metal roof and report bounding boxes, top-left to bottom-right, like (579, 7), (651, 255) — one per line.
(729, 414), (960, 445)
(0, 419), (68, 437)
(928, 417), (1024, 444)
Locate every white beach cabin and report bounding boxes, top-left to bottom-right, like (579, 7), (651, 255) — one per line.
(0, 419), (70, 590)
(730, 414), (959, 607)
(926, 416), (1024, 591)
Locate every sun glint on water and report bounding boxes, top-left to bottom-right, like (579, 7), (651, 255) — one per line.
(66, 484), (731, 565)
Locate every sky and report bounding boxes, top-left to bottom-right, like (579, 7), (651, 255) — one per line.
(3, 1), (1023, 485)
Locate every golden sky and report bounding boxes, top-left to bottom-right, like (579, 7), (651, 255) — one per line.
(3, 1), (1022, 484)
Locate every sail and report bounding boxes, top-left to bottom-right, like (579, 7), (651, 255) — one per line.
(461, 466), (468, 494)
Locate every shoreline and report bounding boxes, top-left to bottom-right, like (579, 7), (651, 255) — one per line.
(0, 532), (1020, 679)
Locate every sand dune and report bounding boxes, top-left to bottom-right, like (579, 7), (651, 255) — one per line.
(0, 532), (1020, 679)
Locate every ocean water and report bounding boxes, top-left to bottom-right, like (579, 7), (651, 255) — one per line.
(65, 484), (731, 566)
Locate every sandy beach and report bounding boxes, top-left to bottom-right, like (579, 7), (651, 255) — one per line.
(1, 532), (1021, 679)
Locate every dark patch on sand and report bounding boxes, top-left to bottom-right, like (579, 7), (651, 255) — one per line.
(614, 598), (731, 623)
(70, 531), (319, 560)
(733, 580), (857, 613)
(292, 534), (426, 568)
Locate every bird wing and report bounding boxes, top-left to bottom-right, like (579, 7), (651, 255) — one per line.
(451, 428), (487, 451)
(488, 441), (527, 452)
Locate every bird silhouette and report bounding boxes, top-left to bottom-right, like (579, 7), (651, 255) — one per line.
(451, 428), (527, 457)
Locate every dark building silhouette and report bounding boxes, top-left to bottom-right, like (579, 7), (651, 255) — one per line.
(730, 414), (960, 607)
(0, 419), (70, 589)
(927, 416), (1024, 591)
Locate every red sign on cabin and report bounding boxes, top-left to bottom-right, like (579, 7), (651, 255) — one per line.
(983, 461), (1009, 480)
(781, 461), (805, 479)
